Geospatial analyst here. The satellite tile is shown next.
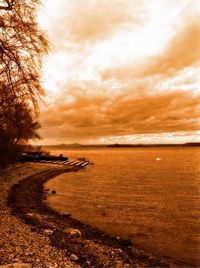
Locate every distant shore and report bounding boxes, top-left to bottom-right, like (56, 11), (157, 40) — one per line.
(1, 163), (187, 267)
(41, 142), (200, 150)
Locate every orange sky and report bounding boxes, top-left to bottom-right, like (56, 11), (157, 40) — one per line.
(36, 0), (200, 145)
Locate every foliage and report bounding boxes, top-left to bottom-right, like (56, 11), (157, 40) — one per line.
(0, 0), (48, 165)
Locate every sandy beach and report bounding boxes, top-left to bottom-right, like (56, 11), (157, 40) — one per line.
(0, 163), (178, 267)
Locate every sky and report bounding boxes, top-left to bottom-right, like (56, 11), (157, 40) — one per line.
(36, 0), (200, 145)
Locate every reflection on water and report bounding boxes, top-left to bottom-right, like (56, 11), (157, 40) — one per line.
(45, 148), (200, 265)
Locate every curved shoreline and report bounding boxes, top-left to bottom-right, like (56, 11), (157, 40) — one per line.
(6, 164), (188, 267)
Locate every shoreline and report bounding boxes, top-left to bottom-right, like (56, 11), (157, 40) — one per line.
(1, 163), (189, 267)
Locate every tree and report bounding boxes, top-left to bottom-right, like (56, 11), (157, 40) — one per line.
(0, 0), (48, 108)
(0, 0), (48, 155)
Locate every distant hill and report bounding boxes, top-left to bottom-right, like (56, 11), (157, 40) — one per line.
(41, 142), (200, 149)
(107, 142), (200, 147)
(184, 142), (200, 146)
(43, 143), (84, 149)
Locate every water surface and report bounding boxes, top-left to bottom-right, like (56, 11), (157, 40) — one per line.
(45, 147), (200, 265)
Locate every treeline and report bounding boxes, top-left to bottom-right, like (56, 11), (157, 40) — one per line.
(107, 143), (200, 147)
(0, 0), (48, 167)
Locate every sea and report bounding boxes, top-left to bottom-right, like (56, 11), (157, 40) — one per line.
(45, 147), (200, 266)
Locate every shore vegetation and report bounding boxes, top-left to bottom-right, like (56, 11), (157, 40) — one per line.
(0, 0), (48, 167)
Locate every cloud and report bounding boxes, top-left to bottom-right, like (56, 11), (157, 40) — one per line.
(38, 1), (200, 144)
(101, 21), (200, 82)
(39, 87), (200, 142)
(44, 0), (142, 49)
(142, 22), (200, 76)
(67, 0), (141, 43)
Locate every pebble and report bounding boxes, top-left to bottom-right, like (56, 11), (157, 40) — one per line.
(26, 213), (34, 217)
(64, 228), (82, 239)
(69, 254), (78, 262)
(43, 229), (54, 235)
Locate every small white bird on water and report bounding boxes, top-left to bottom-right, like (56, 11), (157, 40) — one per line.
(156, 157), (161, 161)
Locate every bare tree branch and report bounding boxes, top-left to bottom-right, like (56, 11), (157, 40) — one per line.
(0, 0), (15, 10)
(0, 0), (48, 149)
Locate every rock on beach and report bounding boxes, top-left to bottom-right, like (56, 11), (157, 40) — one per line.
(70, 254), (79, 262)
(64, 228), (82, 239)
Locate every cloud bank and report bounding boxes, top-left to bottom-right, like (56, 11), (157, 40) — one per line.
(38, 0), (200, 144)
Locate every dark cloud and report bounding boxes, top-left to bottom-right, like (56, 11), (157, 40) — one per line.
(39, 90), (200, 141)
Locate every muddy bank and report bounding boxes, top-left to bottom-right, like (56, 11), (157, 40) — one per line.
(5, 164), (184, 267)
